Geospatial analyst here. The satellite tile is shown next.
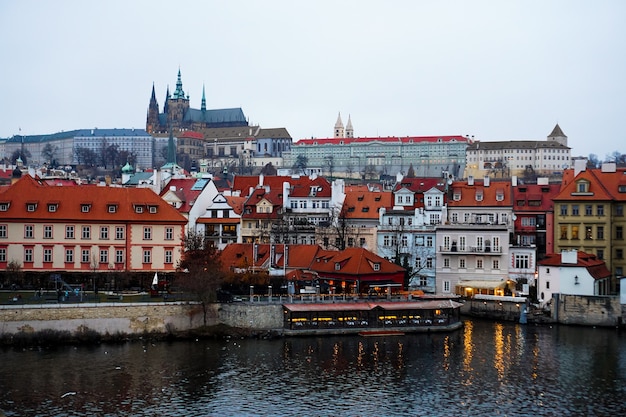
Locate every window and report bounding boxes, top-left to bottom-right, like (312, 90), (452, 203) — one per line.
(82, 226), (91, 239)
(443, 258), (450, 268)
(165, 227), (174, 240)
(65, 249), (74, 263)
(44, 225), (53, 239)
(108, 205), (117, 213)
(617, 249), (624, 259)
(577, 182), (588, 193)
(43, 248), (52, 263)
(359, 238), (366, 247)
(100, 226), (109, 240)
(165, 249), (173, 264)
(0, 248), (6, 262)
(401, 235), (408, 247)
(27, 203), (37, 212)
(585, 226), (592, 240)
(66, 226), (75, 239)
(0, 225), (7, 238)
(560, 225), (568, 240)
(515, 254), (530, 269)
(116, 250), (124, 264)
(335, 262), (341, 271)
(597, 205), (604, 216)
(597, 249), (604, 260)
(149, 206), (157, 214)
(373, 263), (380, 271)
(459, 236), (466, 251)
(597, 226), (604, 239)
(24, 248), (33, 263)
(492, 259), (500, 269)
(24, 225), (34, 239)
(81, 249), (90, 263)
(459, 258), (466, 269)
(443, 280), (451, 293)
(115, 227), (124, 240)
(476, 258), (483, 269)
(617, 226), (624, 240)
(426, 236), (433, 247)
(617, 205), (624, 216)
(475, 191), (483, 201)
(546, 281), (550, 289)
(585, 205), (593, 216)
(383, 235), (390, 246)
(48, 204), (57, 212)
(100, 249), (108, 264)
(451, 213), (458, 223)
(571, 225), (579, 240)
(560, 205), (568, 216)
(572, 205), (579, 216)
(81, 204), (90, 213)
(426, 258), (433, 268)
(135, 206), (143, 214)
(143, 227), (152, 240)
(521, 217), (536, 227)
(0, 203), (8, 211)
(348, 237), (355, 247)
(143, 249), (152, 264)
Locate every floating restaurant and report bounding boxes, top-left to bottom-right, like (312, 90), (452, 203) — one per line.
(282, 299), (463, 336)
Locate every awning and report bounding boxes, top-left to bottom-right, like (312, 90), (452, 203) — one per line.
(457, 280), (507, 290)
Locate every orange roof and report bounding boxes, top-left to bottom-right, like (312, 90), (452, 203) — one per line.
(553, 167), (626, 201)
(311, 247), (405, 276)
(539, 251), (611, 280)
(0, 175), (187, 223)
(232, 175), (331, 198)
(343, 189), (392, 219)
(224, 195), (246, 215)
(513, 184), (561, 212)
(448, 180), (512, 207)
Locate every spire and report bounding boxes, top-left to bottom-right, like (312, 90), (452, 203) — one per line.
(201, 84), (206, 112)
(167, 128), (177, 165)
(150, 82), (157, 102)
(164, 85), (170, 114)
(334, 112), (344, 138)
(345, 114), (354, 138)
(548, 123), (566, 138)
(173, 68), (185, 100)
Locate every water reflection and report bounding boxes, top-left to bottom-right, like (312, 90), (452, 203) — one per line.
(1, 320), (626, 416)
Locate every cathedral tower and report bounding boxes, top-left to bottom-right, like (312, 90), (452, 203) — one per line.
(334, 112), (344, 138)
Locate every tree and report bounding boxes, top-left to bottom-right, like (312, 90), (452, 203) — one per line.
(10, 149), (31, 165)
(607, 151), (626, 166)
(260, 162), (277, 176)
(345, 161), (355, 178)
(364, 164), (378, 180)
(292, 155), (308, 174)
(176, 231), (225, 326)
(325, 155), (335, 180)
(587, 153), (600, 169)
(74, 146), (98, 166)
(406, 163), (416, 178)
(117, 150), (137, 168)
(102, 144), (120, 169)
(317, 204), (361, 251)
(41, 143), (58, 165)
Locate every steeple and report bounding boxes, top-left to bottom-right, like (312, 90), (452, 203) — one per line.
(146, 82), (160, 134)
(172, 68), (185, 100)
(345, 114), (354, 138)
(166, 128), (177, 165)
(547, 123), (568, 146)
(334, 112), (344, 138)
(163, 85), (170, 115)
(201, 84), (206, 112)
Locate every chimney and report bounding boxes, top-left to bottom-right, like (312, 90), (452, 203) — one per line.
(511, 176), (518, 187)
(484, 176), (490, 187)
(561, 249), (578, 264)
(468, 176), (474, 186)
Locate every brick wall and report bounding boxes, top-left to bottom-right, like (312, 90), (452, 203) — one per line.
(554, 294), (622, 327)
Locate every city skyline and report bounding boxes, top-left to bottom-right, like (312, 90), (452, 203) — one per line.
(1, 1), (625, 159)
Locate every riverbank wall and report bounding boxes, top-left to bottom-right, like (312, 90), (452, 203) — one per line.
(0, 302), (285, 340)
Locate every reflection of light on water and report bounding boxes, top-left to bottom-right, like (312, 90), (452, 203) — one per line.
(442, 336), (450, 371)
(396, 342), (404, 370)
(372, 341), (380, 364)
(332, 342), (340, 368)
(494, 323), (505, 380)
(532, 334), (540, 380)
(462, 320), (474, 387)
(357, 341), (365, 369)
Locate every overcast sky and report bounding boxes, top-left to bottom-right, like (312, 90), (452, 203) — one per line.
(1, 0), (624, 159)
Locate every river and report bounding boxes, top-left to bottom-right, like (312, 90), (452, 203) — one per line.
(1, 319), (625, 416)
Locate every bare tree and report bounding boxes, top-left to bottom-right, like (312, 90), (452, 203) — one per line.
(317, 205), (361, 250)
(176, 230), (225, 326)
(41, 143), (58, 165)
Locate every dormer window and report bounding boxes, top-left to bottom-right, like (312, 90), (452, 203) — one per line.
(373, 263), (381, 271)
(362, 207), (370, 212)
(496, 192), (504, 202)
(108, 204), (117, 213)
(577, 182), (587, 193)
(135, 206), (144, 214)
(619, 185), (626, 193)
(335, 262), (341, 271)
(27, 202), (37, 212)
(0, 203), (8, 211)
(48, 203), (58, 213)
(453, 191), (461, 201)
(149, 206), (157, 214)
(475, 191), (483, 202)
(81, 204), (91, 213)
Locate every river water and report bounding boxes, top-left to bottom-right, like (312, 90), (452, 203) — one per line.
(1, 319), (625, 417)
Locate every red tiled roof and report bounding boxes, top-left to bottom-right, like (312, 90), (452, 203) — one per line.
(539, 251), (611, 280)
(513, 184), (561, 212)
(177, 131), (204, 139)
(232, 175), (331, 198)
(554, 167), (626, 202)
(311, 247), (405, 276)
(343, 189), (392, 219)
(224, 195), (246, 215)
(393, 177), (445, 193)
(294, 135), (469, 146)
(0, 175), (187, 223)
(448, 180), (512, 207)
(160, 178), (203, 213)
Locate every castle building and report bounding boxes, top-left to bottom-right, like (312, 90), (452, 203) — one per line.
(146, 69), (249, 134)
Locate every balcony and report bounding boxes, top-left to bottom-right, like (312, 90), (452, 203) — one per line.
(439, 245), (502, 254)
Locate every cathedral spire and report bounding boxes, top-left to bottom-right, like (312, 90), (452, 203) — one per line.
(173, 68), (185, 100)
(201, 84), (206, 112)
(334, 112), (344, 138)
(167, 127), (177, 165)
(164, 85), (170, 114)
(345, 114), (354, 138)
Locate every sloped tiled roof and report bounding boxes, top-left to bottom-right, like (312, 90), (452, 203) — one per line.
(160, 178), (204, 213)
(552, 168), (623, 202)
(513, 184), (561, 212)
(294, 135), (468, 146)
(448, 180), (512, 207)
(0, 175), (187, 223)
(311, 247), (405, 277)
(343, 188), (392, 219)
(539, 251), (611, 280)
